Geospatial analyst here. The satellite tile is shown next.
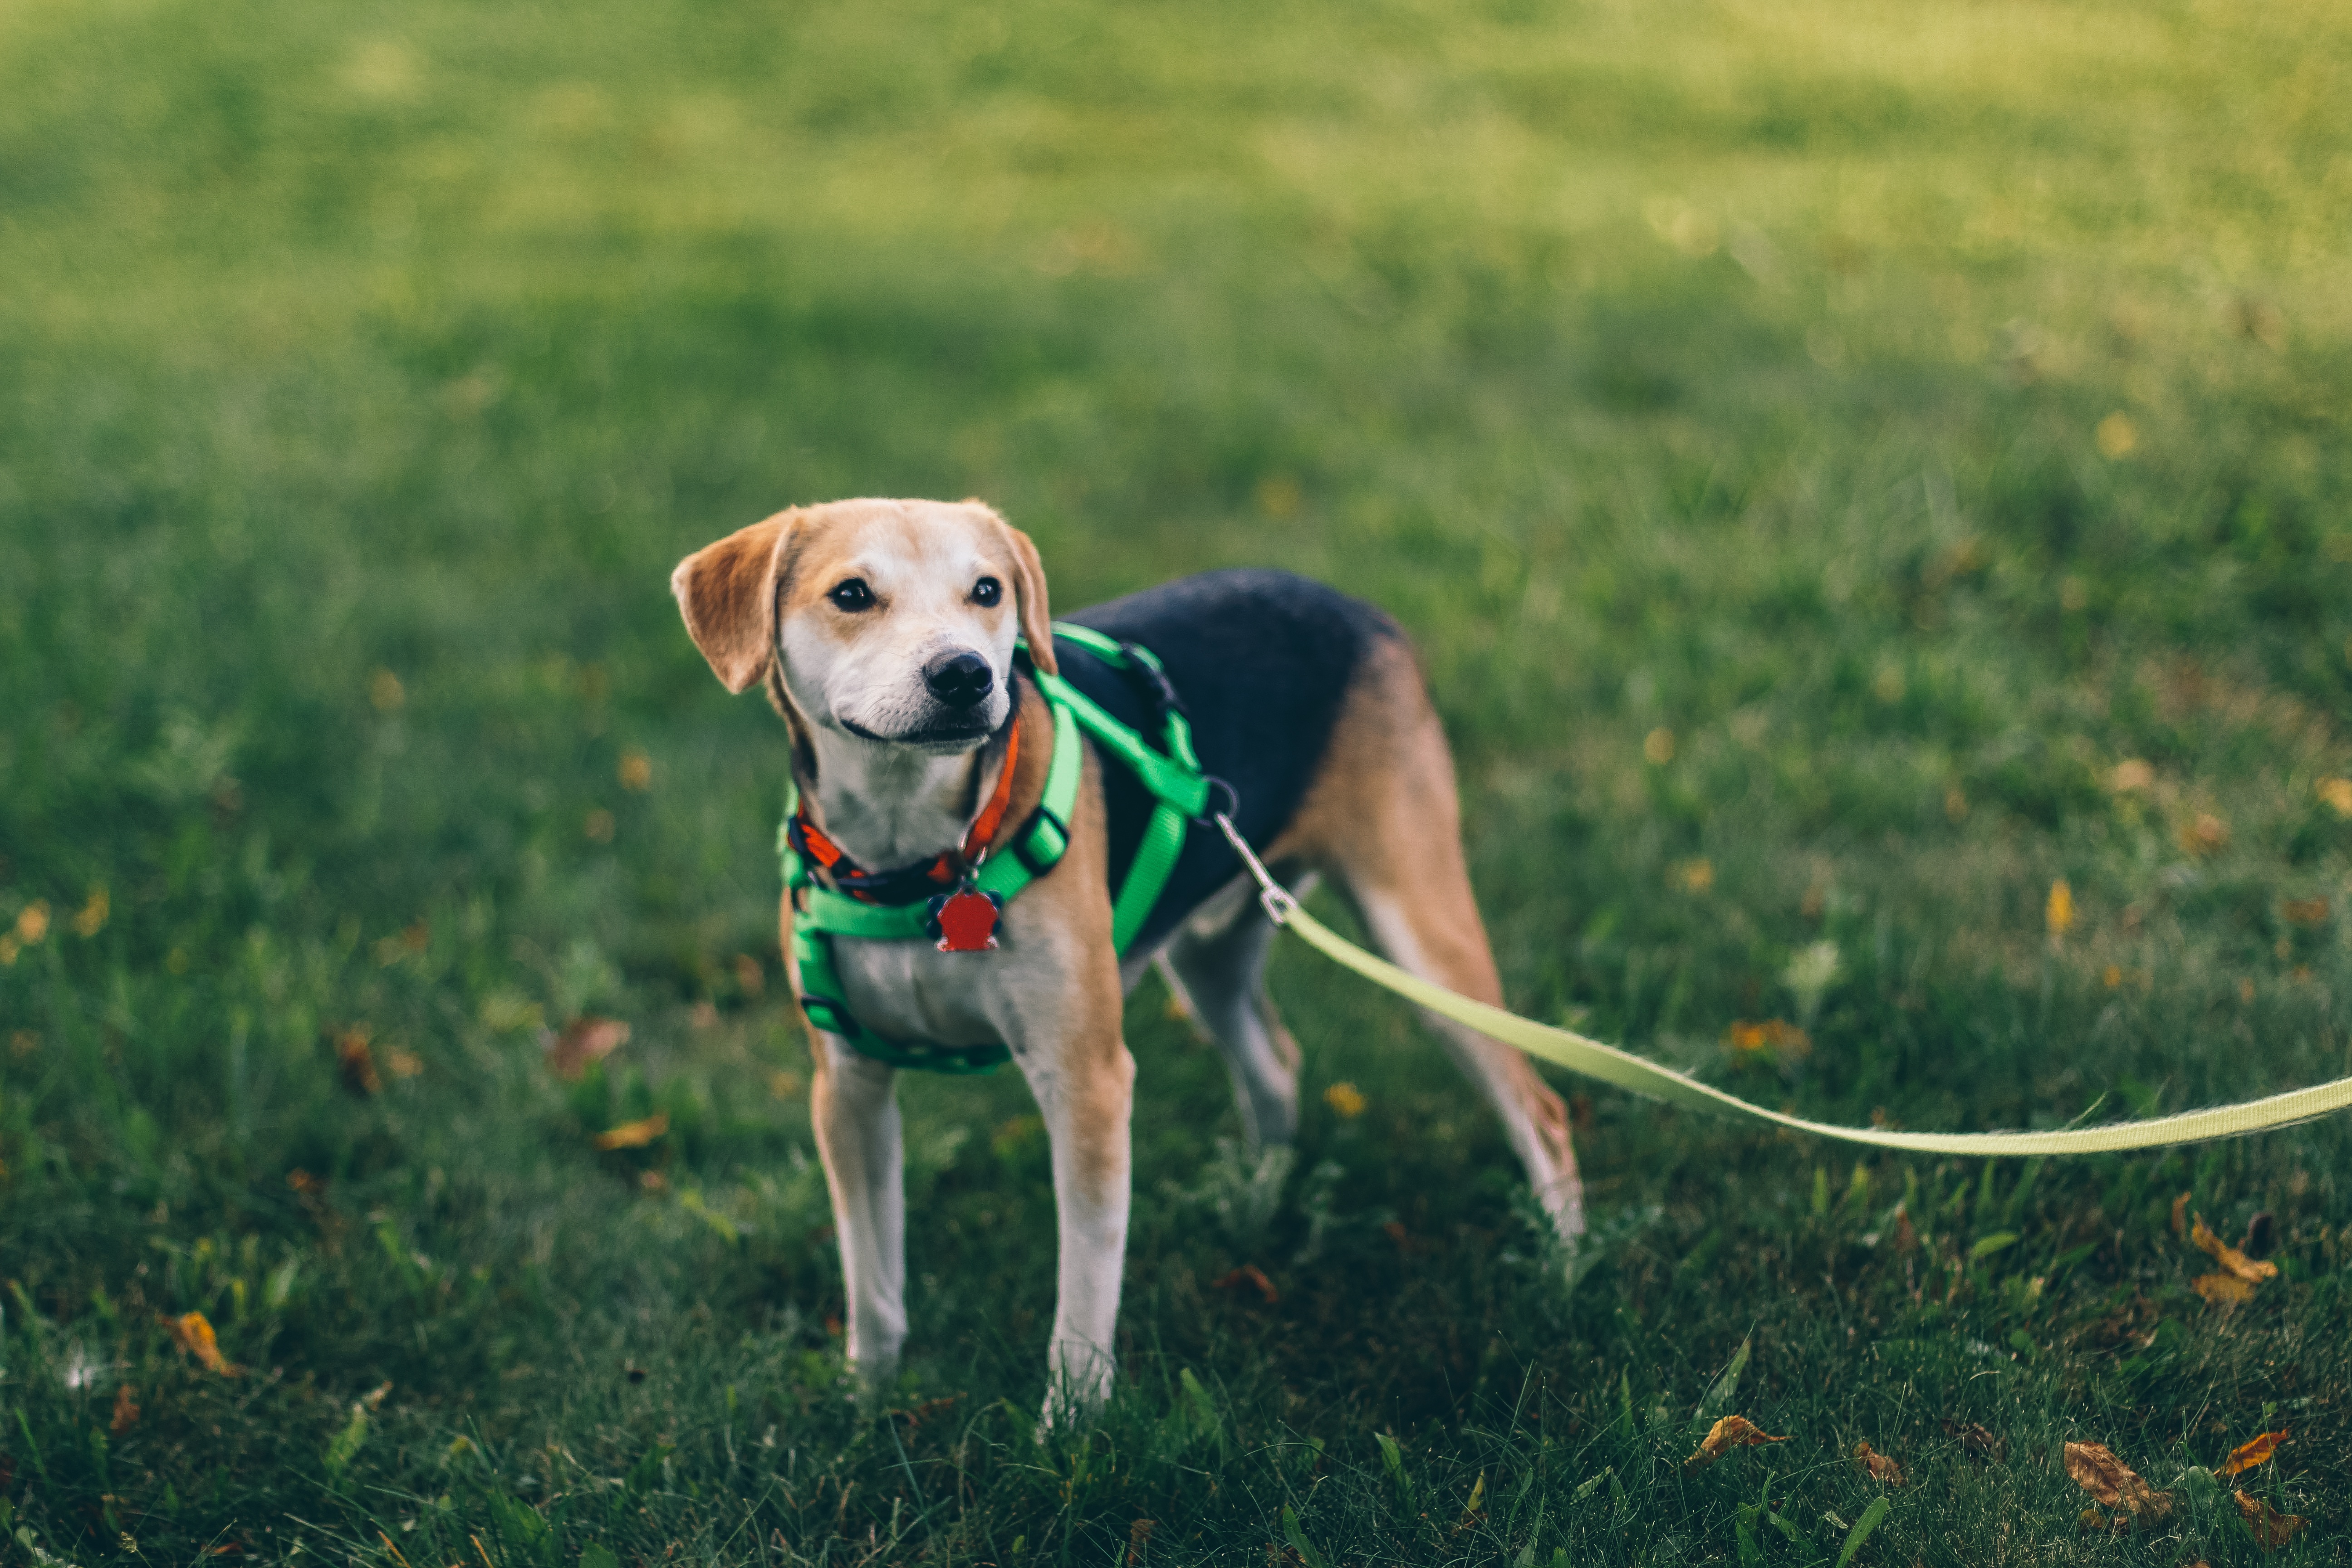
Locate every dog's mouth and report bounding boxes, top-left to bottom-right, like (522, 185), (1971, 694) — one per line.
(839, 715), (994, 749)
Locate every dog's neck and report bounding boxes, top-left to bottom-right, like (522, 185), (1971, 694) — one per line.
(787, 703), (1014, 872)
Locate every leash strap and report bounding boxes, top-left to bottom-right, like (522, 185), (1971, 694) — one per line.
(1211, 814), (2352, 1155)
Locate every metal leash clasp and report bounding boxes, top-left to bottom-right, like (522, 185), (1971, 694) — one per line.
(1212, 811), (1296, 927)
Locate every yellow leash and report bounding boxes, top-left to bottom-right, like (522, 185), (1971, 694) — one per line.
(1211, 817), (2352, 1155)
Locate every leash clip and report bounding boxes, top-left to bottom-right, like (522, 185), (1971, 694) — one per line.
(1211, 811), (1295, 926)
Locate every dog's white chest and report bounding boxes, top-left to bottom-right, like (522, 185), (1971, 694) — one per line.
(818, 898), (1082, 1051)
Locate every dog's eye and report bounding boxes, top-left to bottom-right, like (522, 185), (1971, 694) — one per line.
(972, 577), (1002, 608)
(828, 578), (874, 612)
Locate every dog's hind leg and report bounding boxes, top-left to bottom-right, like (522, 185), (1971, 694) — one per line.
(1271, 637), (1587, 1241)
(1158, 880), (1310, 1150)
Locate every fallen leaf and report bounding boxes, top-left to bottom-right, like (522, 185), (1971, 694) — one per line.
(165, 1312), (239, 1376)
(1127, 1517), (1155, 1566)
(2171, 1191), (2190, 1238)
(1725, 1019), (1811, 1059)
(2063, 1441), (2170, 1520)
(1211, 1264), (1280, 1304)
(2047, 879), (2075, 936)
(2216, 1430), (2289, 1477)
(2180, 813), (2228, 855)
(593, 1111), (668, 1151)
(2077, 1509), (2120, 1533)
(545, 1017), (631, 1081)
(1852, 1441), (1906, 1485)
(111, 1384), (140, 1433)
(2192, 1272), (2257, 1306)
(2233, 1490), (2306, 1549)
(2317, 777), (2352, 817)
(2190, 1213), (2278, 1284)
(335, 1029), (380, 1096)
(1941, 1419), (2005, 1461)
(1684, 1416), (1788, 1470)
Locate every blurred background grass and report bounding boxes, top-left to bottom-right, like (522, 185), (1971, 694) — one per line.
(2, 0), (2349, 1563)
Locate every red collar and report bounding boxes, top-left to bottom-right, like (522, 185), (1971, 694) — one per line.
(792, 715), (1021, 901)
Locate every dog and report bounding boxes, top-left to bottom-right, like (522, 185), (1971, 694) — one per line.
(671, 496), (1583, 1416)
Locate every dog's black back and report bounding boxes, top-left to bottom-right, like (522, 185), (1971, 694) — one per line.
(1050, 568), (1401, 954)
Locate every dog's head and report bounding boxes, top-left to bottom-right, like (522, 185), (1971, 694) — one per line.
(671, 498), (1057, 752)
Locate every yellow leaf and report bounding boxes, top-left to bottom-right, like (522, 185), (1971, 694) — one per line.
(1323, 1081), (1366, 1118)
(1852, 1441), (1906, 1486)
(2317, 777), (2352, 817)
(2045, 879), (2075, 936)
(2063, 1442), (2170, 1520)
(72, 887), (108, 938)
(2189, 1213), (2278, 1284)
(1684, 1416), (1788, 1470)
(15, 901), (50, 944)
(2095, 412), (2138, 459)
(594, 1111), (669, 1151)
(2232, 1490), (2307, 1550)
(2192, 1271), (2255, 1306)
(166, 1311), (238, 1376)
(2215, 1430), (2288, 1477)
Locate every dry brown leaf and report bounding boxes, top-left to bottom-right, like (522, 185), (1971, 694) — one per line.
(593, 1111), (668, 1151)
(1683, 1416), (1788, 1470)
(1211, 1264), (1280, 1304)
(2190, 1213), (2278, 1283)
(2171, 1191), (2190, 1238)
(165, 1311), (239, 1376)
(2193, 1272), (2257, 1306)
(2076, 1509), (2120, 1533)
(111, 1384), (141, 1433)
(544, 1017), (631, 1081)
(1852, 1441), (1906, 1485)
(335, 1029), (380, 1096)
(1941, 1419), (2005, 1461)
(2217, 1430), (2288, 1477)
(2063, 1441), (2171, 1520)
(2233, 1490), (2307, 1549)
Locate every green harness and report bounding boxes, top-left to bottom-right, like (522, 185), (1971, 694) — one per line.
(780, 624), (1212, 1073)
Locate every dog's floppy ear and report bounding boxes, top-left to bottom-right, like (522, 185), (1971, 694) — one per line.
(987, 510), (1058, 677)
(671, 511), (795, 694)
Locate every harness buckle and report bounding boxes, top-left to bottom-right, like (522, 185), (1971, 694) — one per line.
(1012, 805), (1069, 876)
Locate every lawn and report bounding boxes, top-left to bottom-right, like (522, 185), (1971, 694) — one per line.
(2, 0), (2349, 1562)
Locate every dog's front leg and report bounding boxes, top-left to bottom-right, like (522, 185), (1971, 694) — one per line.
(1010, 1011), (1135, 1425)
(808, 1034), (906, 1403)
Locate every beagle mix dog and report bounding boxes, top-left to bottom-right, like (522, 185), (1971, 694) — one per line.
(671, 497), (1583, 1416)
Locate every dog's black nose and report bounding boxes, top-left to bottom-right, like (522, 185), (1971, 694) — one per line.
(923, 650), (994, 709)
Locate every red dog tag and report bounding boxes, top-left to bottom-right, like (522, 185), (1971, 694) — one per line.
(931, 888), (1002, 953)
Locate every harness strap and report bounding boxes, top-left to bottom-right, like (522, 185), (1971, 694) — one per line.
(782, 625), (1209, 1072)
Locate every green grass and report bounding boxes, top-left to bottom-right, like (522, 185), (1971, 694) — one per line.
(3, 0), (2350, 1561)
